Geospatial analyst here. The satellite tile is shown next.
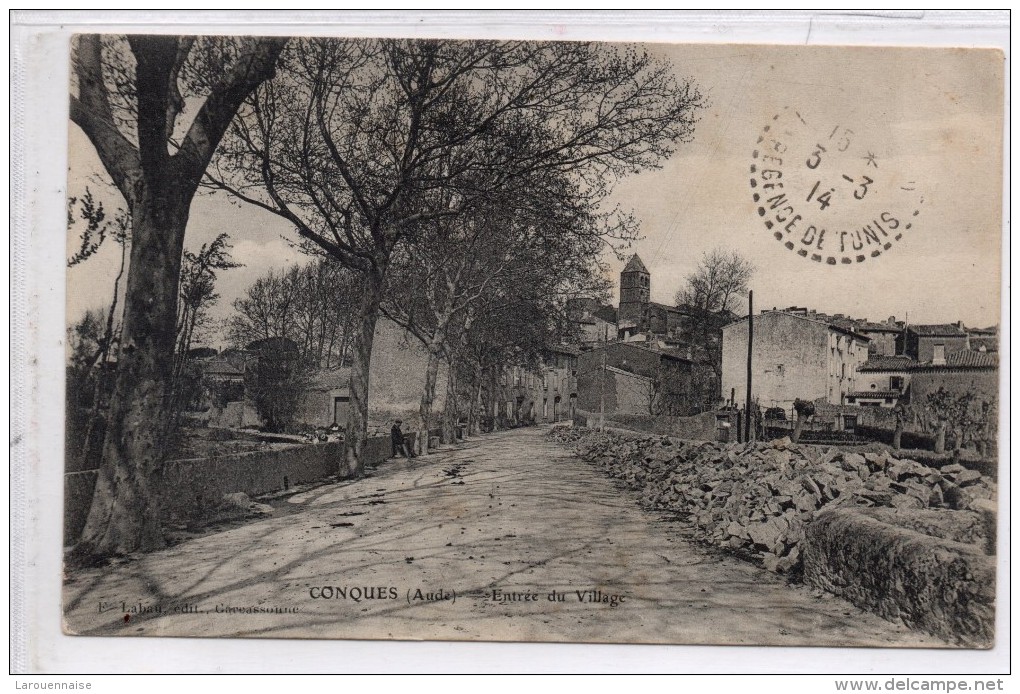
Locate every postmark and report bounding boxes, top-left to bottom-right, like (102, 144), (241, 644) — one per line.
(750, 107), (925, 264)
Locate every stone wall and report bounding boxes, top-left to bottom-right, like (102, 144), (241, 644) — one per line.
(64, 432), (416, 546)
(803, 508), (995, 647)
(574, 408), (722, 442)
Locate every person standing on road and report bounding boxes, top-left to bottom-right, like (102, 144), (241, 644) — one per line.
(391, 419), (415, 459)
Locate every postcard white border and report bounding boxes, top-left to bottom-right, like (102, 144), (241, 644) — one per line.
(10, 9), (1011, 675)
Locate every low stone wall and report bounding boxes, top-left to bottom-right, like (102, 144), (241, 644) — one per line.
(803, 508), (995, 647)
(159, 442), (343, 521)
(574, 409), (721, 441)
(64, 432), (415, 545)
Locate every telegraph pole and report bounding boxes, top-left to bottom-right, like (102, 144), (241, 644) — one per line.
(744, 290), (754, 442)
(598, 322), (607, 429)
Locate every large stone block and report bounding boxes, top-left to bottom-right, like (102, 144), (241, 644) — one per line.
(803, 508), (995, 647)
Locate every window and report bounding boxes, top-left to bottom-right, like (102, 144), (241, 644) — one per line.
(933, 344), (946, 363)
(890, 376), (904, 391)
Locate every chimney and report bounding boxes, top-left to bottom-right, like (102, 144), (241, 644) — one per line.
(887, 315), (897, 326)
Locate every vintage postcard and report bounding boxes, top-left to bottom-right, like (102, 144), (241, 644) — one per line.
(58, 34), (1004, 652)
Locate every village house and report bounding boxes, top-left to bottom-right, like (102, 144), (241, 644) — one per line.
(566, 254), (728, 417)
(721, 310), (870, 414)
(497, 345), (579, 425)
(778, 306), (904, 356)
(849, 349), (999, 410)
(566, 297), (618, 347)
(966, 325), (999, 353)
(844, 355), (914, 408)
(576, 341), (708, 417)
(194, 319), (449, 432)
(898, 323), (971, 363)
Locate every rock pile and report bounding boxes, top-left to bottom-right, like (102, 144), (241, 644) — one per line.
(551, 426), (995, 574)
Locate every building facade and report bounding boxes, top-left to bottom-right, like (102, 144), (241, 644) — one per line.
(577, 341), (705, 417)
(849, 351), (999, 410)
(899, 323), (970, 363)
(567, 297), (618, 347)
(721, 310), (870, 412)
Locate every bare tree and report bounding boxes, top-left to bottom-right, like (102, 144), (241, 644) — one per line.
(674, 247), (753, 389)
(172, 233), (241, 385)
(675, 248), (755, 314)
(69, 35), (287, 561)
(66, 191), (131, 469)
(228, 258), (360, 369)
(211, 37), (704, 475)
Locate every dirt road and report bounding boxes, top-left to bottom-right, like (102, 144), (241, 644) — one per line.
(63, 426), (944, 646)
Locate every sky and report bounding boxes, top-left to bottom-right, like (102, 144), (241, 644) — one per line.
(66, 42), (1006, 346)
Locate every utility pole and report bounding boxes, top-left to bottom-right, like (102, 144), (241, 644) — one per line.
(598, 322), (607, 429)
(744, 290), (754, 442)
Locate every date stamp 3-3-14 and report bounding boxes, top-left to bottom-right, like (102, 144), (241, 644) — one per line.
(751, 108), (925, 265)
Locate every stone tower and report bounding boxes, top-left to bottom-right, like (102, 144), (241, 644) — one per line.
(618, 254), (650, 329)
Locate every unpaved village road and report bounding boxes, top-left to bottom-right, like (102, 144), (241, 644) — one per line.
(64, 427), (945, 647)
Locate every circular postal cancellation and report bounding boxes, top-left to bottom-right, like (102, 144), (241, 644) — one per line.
(750, 107), (925, 265)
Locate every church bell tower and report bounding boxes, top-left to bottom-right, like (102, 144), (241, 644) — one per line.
(618, 254), (650, 330)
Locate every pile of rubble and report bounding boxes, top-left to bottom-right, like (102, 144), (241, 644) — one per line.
(551, 427), (995, 575)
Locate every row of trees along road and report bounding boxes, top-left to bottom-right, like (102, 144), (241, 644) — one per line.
(69, 35), (705, 561)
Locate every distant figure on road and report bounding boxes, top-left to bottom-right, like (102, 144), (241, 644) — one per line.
(391, 419), (415, 459)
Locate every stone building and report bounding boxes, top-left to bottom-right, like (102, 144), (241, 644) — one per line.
(854, 320), (903, 357)
(899, 323), (971, 363)
(617, 254), (651, 335)
(845, 355), (914, 408)
(492, 345), (579, 425)
(249, 319), (448, 431)
(778, 306), (903, 357)
(567, 297), (617, 347)
(721, 310), (870, 413)
(849, 350), (999, 410)
(577, 341), (705, 417)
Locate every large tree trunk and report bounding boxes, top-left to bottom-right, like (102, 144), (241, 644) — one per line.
(792, 414), (804, 444)
(416, 341), (444, 456)
(934, 422), (947, 454)
(68, 36), (287, 564)
(468, 366), (483, 436)
(893, 416), (904, 450)
(343, 270), (385, 478)
(73, 195), (189, 561)
(441, 367), (458, 443)
(486, 367), (500, 432)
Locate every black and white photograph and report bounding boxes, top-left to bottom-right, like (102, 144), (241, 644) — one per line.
(12, 12), (1008, 675)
